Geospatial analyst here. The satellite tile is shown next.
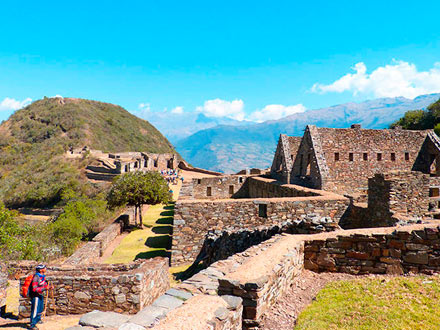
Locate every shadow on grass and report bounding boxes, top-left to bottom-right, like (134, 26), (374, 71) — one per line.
(146, 235), (171, 249)
(156, 217), (173, 225)
(135, 250), (171, 260)
(160, 210), (174, 217)
(152, 226), (172, 235)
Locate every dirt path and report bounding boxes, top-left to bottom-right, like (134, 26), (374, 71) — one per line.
(0, 315), (81, 330)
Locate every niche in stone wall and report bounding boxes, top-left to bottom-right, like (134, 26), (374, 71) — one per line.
(258, 204), (267, 218)
(207, 187), (212, 197)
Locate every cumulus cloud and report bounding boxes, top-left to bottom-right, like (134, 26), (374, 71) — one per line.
(0, 97), (32, 112)
(171, 106), (184, 114)
(311, 60), (440, 99)
(248, 104), (306, 122)
(196, 98), (245, 121)
(138, 102), (151, 112)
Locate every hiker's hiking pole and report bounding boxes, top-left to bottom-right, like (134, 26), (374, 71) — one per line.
(42, 288), (49, 318)
(50, 285), (56, 315)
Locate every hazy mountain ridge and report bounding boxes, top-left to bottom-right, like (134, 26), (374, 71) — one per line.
(142, 112), (252, 144)
(176, 94), (440, 173)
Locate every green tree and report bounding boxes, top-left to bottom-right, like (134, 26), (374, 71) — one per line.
(107, 171), (170, 227)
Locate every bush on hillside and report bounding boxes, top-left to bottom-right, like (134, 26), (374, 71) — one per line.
(390, 98), (440, 133)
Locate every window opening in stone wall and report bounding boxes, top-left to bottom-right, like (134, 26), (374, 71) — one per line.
(391, 153), (396, 161)
(258, 204), (267, 218)
(207, 187), (212, 197)
(377, 153), (382, 161)
(363, 153), (368, 161)
(239, 177), (243, 183)
(349, 153), (354, 161)
(134, 162), (138, 168)
(430, 188), (440, 197)
(334, 153), (339, 161)
(229, 185), (234, 195)
(291, 155), (294, 161)
(154, 160), (158, 167)
(197, 179), (201, 184)
(405, 152), (410, 161)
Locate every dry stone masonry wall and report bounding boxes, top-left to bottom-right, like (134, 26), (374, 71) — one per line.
(64, 220), (124, 265)
(304, 225), (440, 275)
(172, 195), (349, 266)
(18, 258), (169, 317)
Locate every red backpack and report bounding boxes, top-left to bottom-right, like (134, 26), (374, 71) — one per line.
(21, 274), (34, 298)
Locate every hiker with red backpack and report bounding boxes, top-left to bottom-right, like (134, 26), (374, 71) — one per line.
(23, 264), (53, 330)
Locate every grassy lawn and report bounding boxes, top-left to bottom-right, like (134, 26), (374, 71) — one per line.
(105, 181), (181, 264)
(295, 276), (440, 330)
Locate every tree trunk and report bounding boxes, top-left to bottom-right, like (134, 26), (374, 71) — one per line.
(139, 204), (143, 228)
(134, 206), (138, 227)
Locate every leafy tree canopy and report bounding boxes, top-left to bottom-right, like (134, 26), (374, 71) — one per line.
(107, 171), (170, 227)
(390, 98), (440, 133)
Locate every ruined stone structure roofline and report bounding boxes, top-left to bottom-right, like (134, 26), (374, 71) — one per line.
(305, 125), (330, 183)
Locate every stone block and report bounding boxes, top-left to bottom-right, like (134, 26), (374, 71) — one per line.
(152, 294), (184, 310)
(79, 311), (131, 328)
(128, 305), (168, 327)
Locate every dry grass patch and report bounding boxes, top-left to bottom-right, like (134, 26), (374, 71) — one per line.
(295, 275), (440, 330)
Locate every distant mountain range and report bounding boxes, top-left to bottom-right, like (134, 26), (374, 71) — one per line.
(144, 112), (251, 144)
(175, 93), (440, 173)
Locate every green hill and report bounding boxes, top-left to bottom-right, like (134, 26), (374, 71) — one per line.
(391, 98), (440, 134)
(0, 97), (176, 208)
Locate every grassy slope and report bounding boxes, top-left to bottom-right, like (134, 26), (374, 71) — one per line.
(0, 97), (176, 208)
(296, 276), (440, 330)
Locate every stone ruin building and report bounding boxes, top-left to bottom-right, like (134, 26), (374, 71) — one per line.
(4, 124), (440, 330)
(270, 124), (440, 198)
(67, 146), (188, 181)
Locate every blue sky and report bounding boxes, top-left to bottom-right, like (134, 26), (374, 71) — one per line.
(1, 0), (440, 122)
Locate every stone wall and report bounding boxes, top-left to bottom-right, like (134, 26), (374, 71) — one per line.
(172, 195), (349, 266)
(248, 177), (321, 198)
(198, 220), (339, 268)
(0, 263), (7, 308)
(217, 235), (304, 329)
(368, 171), (430, 223)
(304, 226), (440, 275)
(317, 127), (429, 195)
(64, 220), (124, 265)
(186, 175), (251, 200)
(18, 258), (169, 317)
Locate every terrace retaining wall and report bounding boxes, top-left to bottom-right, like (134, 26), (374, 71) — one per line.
(18, 258), (169, 318)
(304, 226), (440, 275)
(172, 195), (349, 266)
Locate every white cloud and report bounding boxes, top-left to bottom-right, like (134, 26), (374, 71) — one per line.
(52, 94), (63, 98)
(138, 103), (151, 112)
(196, 98), (245, 121)
(248, 104), (306, 122)
(0, 97), (32, 112)
(171, 106), (184, 114)
(311, 60), (440, 99)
